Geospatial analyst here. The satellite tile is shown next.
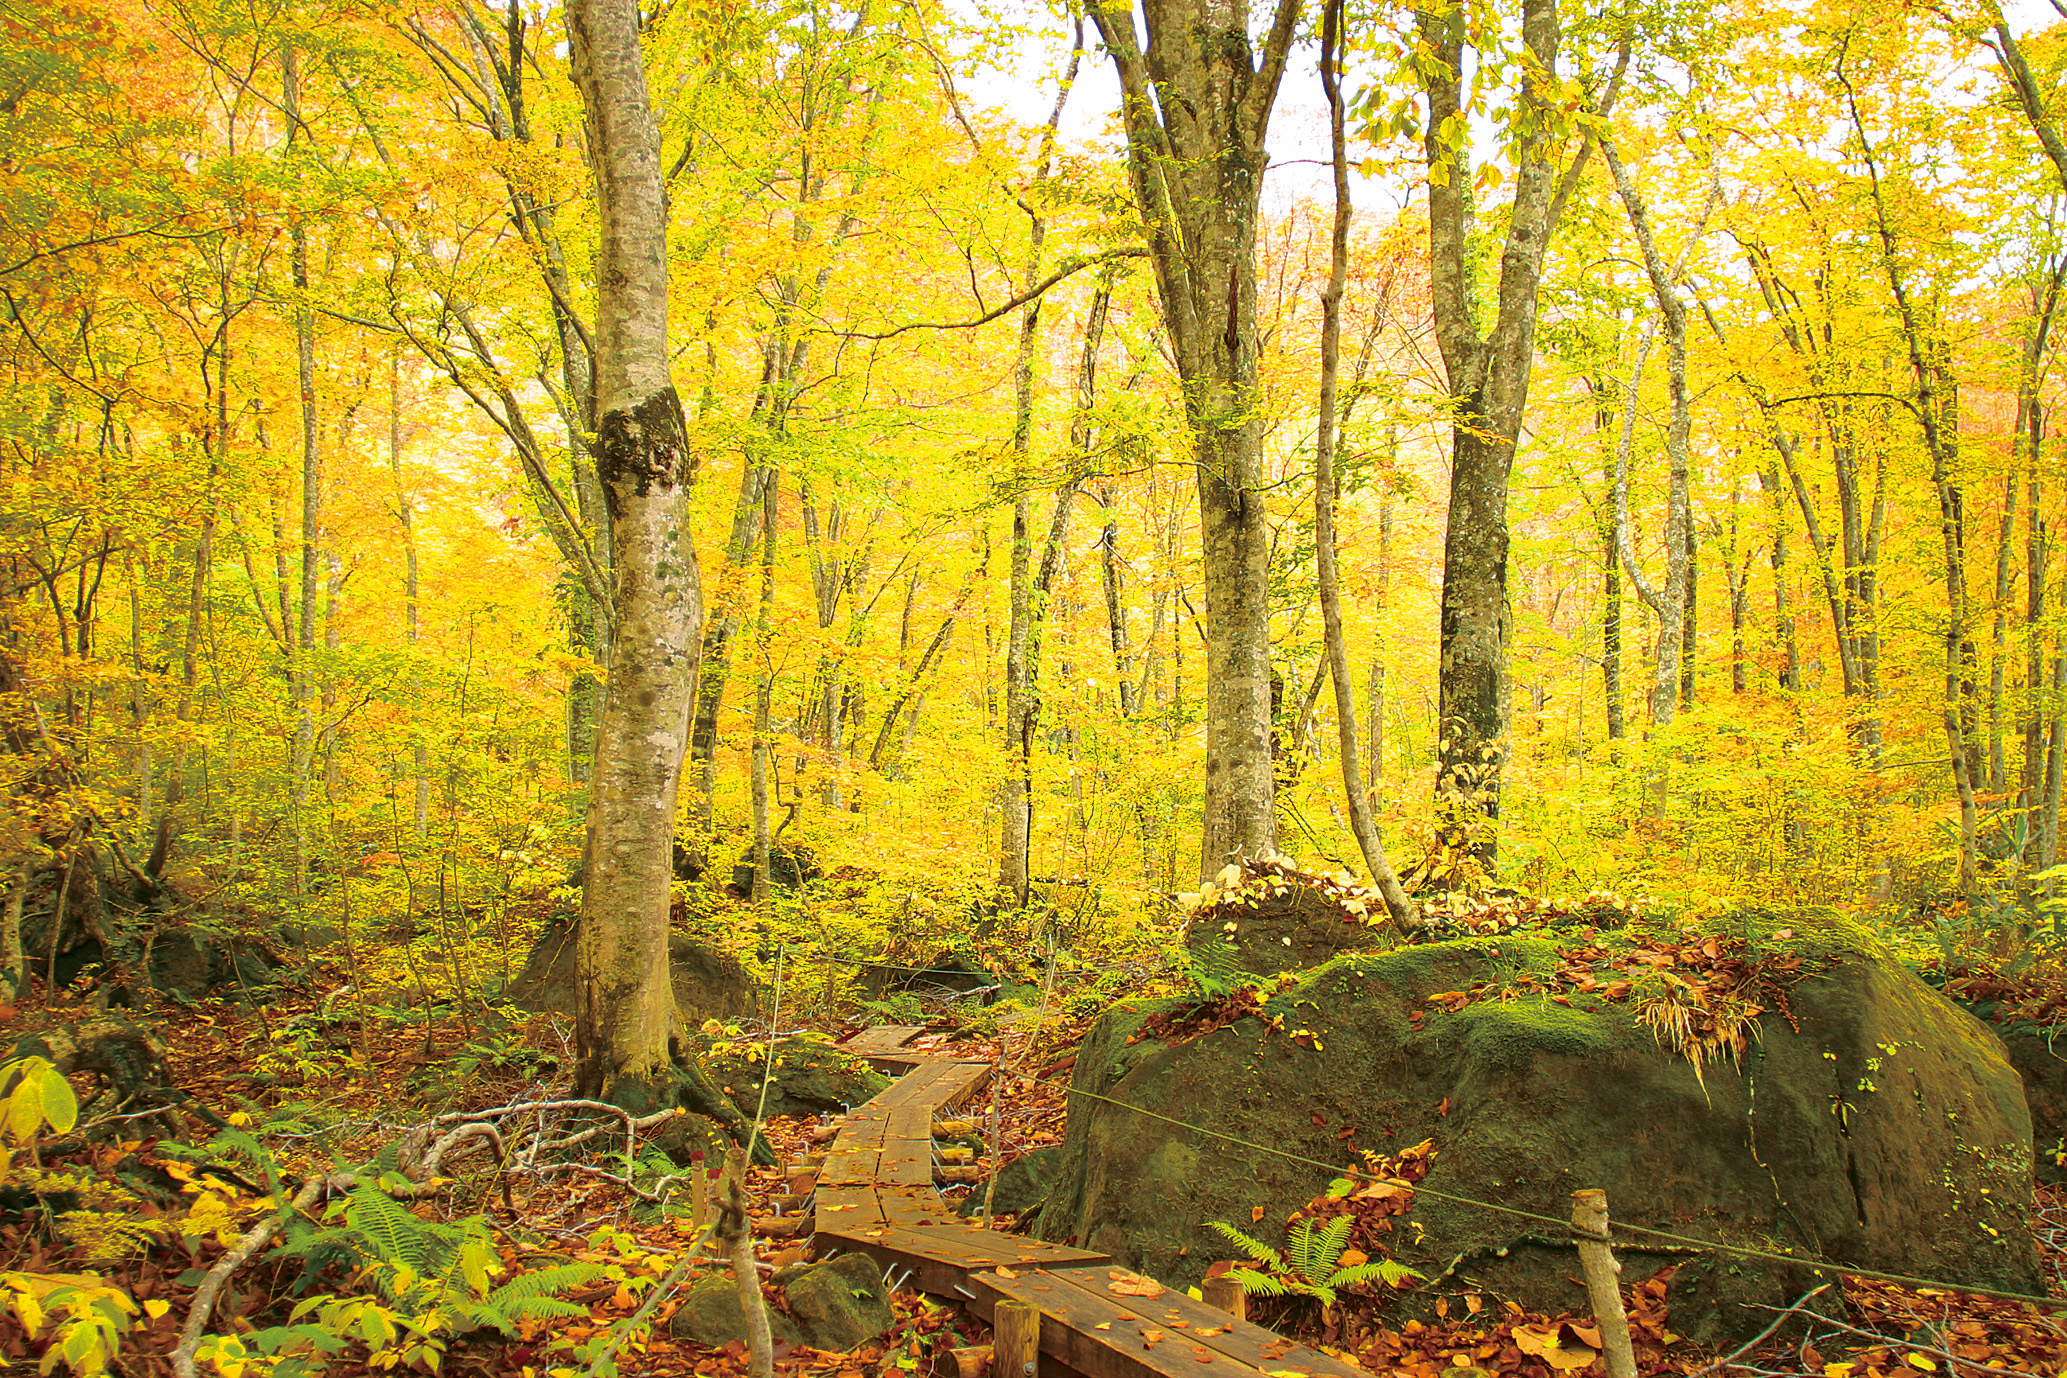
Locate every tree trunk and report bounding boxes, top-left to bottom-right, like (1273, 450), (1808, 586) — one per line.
(1421, 0), (1603, 870)
(1847, 76), (1976, 891)
(1317, 0), (1414, 925)
(284, 45), (320, 894)
(750, 468), (777, 907)
(1089, 0), (1296, 877)
(567, 0), (706, 1097)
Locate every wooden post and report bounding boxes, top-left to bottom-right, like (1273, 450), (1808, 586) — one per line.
(993, 1299), (1040, 1378)
(940, 1347), (991, 1378)
(1202, 1275), (1248, 1322)
(1570, 1190), (1637, 1378)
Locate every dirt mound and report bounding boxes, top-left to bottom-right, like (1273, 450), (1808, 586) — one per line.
(1183, 855), (1385, 978)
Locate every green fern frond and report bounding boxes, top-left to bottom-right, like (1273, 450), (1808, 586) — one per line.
(346, 1187), (433, 1271)
(1205, 1220), (1285, 1275)
(484, 1263), (606, 1308)
(1284, 1215), (1352, 1284)
(1330, 1259), (1423, 1291)
(1187, 937), (1255, 998)
(1226, 1268), (1292, 1298)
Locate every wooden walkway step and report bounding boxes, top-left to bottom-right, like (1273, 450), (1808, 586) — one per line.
(811, 1036), (1369, 1378)
(841, 1024), (929, 1072)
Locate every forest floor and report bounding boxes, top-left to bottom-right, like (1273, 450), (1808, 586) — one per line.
(3, 953), (2065, 1378)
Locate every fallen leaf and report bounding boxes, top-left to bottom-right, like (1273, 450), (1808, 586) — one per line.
(1196, 1326), (1228, 1337)
(1096, 1323), (1113, 1331)
(1252, 1205), (1267, 1223)
(1107, 1269), (1165, 1298)
(1339, 1249), (1369, 1268)
(995, 1267), (1020, 1278)
(1193, 1347), (1214, 1362)
(1142, 1329), (1165, 1347)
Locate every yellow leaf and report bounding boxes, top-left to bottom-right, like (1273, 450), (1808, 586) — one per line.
(144, 1299), (170, 1320)
(1904, 1358), (1936, 1373)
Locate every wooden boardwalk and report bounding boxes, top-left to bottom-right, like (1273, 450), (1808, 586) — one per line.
(812, 1026), (1368, 1378)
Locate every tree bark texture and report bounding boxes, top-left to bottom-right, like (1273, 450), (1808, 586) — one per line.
(1419, 0), (1597, 867)
(1089, 0), (1297, 877)
(567, 0), (704, 1095)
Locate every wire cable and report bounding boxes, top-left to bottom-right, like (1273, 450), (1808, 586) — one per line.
(992, 1072), (2067, 1313)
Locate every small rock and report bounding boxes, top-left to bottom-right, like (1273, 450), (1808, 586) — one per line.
(781, 1252), (893, 1350)
(666, 1276), (802, 1348)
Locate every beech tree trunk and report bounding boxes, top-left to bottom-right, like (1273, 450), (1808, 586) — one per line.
(1089, 0), (1296, 878)
(567, 0), (705, 1096)
(1419, 0), (1606, 869)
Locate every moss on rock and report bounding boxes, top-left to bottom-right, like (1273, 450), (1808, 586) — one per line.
(1036, 937), (2039, 1344)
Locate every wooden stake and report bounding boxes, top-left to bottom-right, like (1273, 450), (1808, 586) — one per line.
(1570, 1190), (1637, 1378)
(1202, 1275), (1248, 1322)
(992, 1299), (1040, 1378)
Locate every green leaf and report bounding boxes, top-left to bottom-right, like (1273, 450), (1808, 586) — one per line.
(35, 1067), (76, 1136)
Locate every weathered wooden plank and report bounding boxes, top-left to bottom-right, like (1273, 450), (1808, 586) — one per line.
(968, 1268), (1368, 1378)
(813, 1183), (884, 1228)
(894, 1224), (1111, 1272)
(844, 1024), (927, 1054)
(929, 1061), (993, 1111)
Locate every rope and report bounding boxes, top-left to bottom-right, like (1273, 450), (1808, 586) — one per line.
(991, 1072), (2067, 1313)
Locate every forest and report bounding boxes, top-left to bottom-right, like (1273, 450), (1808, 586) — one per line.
(2, 0), (2067, 1373)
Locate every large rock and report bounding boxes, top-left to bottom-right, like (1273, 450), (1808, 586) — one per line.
(699, 1035), (889, 1120)
(1996, 1027), (2067, 1184)
(504, 918), (759, 1024)
(1035, 934), (2040, 1344)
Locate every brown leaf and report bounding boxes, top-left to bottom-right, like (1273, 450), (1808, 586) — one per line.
(1142, 1329), (1165, 1347)
(1107, 1270), (1165, 1298)
(1193, 1347), (1214, 1362)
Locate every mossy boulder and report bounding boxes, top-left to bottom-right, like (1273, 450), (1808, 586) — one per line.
(1184, 857), (1384, 978)
(698, 1035), (889, 1119)
(779, 1253), (893, 1349)
(667, 1276), (803, 1348)
(1995, 1027), (2067, 1184)
(957, 1145), (1064, 1218)
(504, 918), (760, 1025)
(1034, 935), (2040, 1343)
(666, 1254), (890, 1351)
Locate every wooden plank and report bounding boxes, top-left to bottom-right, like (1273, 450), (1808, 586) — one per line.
(844, 1025), (927, 1054)
(886, 1103), (934, 1142)
(929, 1061), (993, 1111)
(814, 1184), (884, 1228)
(894, 1224), (1111, 1272)
(815, 1225), (1008, 1302)
(876, 1060), (955, 1106)
(969, 1268), (1367, 1378)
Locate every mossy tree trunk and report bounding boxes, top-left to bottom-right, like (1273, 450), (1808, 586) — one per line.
(566, 0), (704, 1097)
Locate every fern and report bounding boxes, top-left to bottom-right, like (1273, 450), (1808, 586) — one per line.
(1206, 1212), (1422, 1309)
(1186, 936), (1256, 999)
(1205, 1221), (1285, 1276)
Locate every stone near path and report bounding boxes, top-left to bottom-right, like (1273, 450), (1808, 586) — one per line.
(1035, 934), (2042, 1344)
